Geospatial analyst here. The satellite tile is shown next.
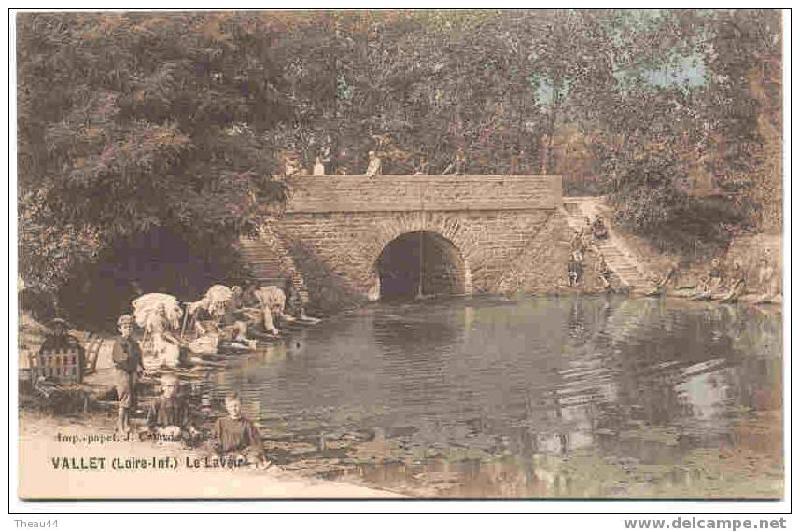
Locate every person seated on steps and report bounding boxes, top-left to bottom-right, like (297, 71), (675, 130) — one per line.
(579, 218), (597, 254)
(717, 263), (747, 303)
(596, 254), (613, 290)
(751, 253), (780, 303)
(569, 230), (583, 254)
(690, 275), (712, 301)
(646, 263), (678, 297)
(691, 259), (724, 301)
(580, 217), (592, 238)
(592, 215), (609, 240)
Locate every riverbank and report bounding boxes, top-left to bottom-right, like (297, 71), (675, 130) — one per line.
(18, 391), (784, 500)
(522, 286), (781, 313)
(18, 294), (783, 499)
(18, 410), (400, 499)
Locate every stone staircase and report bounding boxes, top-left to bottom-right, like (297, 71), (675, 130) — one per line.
(562, 197), (651, 292)
(238, 224), (308, 301)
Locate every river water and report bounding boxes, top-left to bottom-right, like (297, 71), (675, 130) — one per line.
(200, 295), (783, 498)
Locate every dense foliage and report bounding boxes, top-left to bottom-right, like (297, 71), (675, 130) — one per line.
(18, 13), (290, 294)
(17, 10), (783, 309)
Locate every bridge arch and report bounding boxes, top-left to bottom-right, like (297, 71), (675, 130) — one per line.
(372, 231), (471, 300)
(364, 214), (475, 301)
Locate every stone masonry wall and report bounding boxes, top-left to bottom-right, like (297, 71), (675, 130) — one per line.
(242, 174), (565, 314)
(495, 209), (606, 294)
(274, 210), (553, 313)
(285, 175), (562, 213)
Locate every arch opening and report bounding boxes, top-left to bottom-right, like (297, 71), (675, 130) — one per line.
(375, 231), (466, 300)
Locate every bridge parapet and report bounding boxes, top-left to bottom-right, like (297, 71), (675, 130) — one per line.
(285, 175), (562, 213)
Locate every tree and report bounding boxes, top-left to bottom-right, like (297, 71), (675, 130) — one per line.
(17, 9), (783, 314)
(18, 13), (290, 295)
(527, 10), (619, 173)
(700, 9), (782, 231)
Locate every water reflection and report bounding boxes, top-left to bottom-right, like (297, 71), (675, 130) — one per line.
(200, 295), (782, 498)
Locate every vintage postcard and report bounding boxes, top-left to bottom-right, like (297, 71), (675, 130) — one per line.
(13, 9), (786, 503)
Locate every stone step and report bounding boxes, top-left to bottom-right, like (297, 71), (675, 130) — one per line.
(611, 267), (643, 274)
(245, 258), (284, 265)
(241, 255), (288, 264)
(615, 272), (645, 279)
(608, 261), (638, 269)
(238, 226), (309, 302)
(242, 253), (284, 261)
(563, 197), (654, 288)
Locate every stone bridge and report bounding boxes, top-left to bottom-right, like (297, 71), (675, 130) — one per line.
(240, 174), (566, 311)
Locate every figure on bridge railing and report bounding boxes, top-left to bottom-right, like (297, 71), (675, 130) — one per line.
(509, 148), (526, 175)
(441, 147), (466, 175)
(366, 150), (383, 177)
(313, 156), (326, 176)
(281, 149), (303, 178)
(414, 155), (429, 175)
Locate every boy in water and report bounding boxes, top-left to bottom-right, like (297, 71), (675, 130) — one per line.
(211, 392), (270, 469)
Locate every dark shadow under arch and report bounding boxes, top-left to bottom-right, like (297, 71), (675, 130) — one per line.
(375, 231), (466, 300)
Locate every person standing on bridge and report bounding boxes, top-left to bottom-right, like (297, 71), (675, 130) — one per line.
(366, 150), (382, 177)
(313, 155), (326, 176)
(510, 148), (527, 174)
(441, 147), (466, 175)
(281, 149), (303, 178)
(414, 155), (430, 175)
